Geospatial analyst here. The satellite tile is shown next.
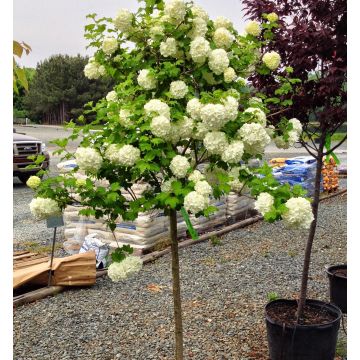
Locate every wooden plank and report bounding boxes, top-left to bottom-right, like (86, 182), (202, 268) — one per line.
(13, 252), (38, 260)
(13, 286), (65, 308)
(13, 257), (49, 269)
(13, 250), (30, 256)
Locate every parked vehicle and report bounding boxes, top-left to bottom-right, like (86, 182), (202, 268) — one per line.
(13, 128), (50, 184)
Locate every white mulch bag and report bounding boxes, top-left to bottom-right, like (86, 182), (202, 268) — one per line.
(79, 233), (110, 269)
(57, 159), (78, 173)
(63, 220), (88, 255)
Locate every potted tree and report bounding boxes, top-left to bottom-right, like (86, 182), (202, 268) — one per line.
(243, 0), (347, 358)
(28, 0), (332, 358)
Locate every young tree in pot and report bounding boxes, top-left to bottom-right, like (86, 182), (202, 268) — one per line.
(242, 0), (347, 358)
(27, 1), (318, 358)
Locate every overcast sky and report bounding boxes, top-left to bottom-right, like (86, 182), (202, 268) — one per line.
(13, 0), (248, 68)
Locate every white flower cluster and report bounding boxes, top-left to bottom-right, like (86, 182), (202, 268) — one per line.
(254, 192), (274, 215)
(213, 27), (234, 49)
(223, 96), (239, 121)
(237, 123), (271, 155)
(283, 197), (314, 229)
(137, 69), (157, 90)
(188, 169), (205, 183)
(191, 5), (209, 21)
(144, 99), (171, 119)
(190, 37), (211, 64)
(228, 167), (245, 192)
(119, 109), (132, 128)
(164, 0), (186, 25)
(214, 16), (233, 30)
(188, 17), (208, 39)
(170, 155), (190, 178)
(26, 176), (41, 189)
(107, 256), (143, 282)
(186, 98), (203, 120)
(75, 147), (103, 173)
(161, 177), (176, 192)
(208, 49), (229, 75)
(113, 9), (133, 32)
(267, 12), (279, 22)
(262, 51), (281, 70)
(29, 197), (61, 220)
(221, 140), (244, 163)
(150, 116), (171, 138)
(244, 107), (267, 127)
(150, 24), (164, 39)
(289, 118), (302, 134)
(105, 144), (140, 167)
(244, 21), (261, 36)
(102, 36), (118, 55)
(203, 131), (228, 155)
(171, 116), (194, 140)
(248, 97), (263, 106)
(194, 121), (209, 140)
(183, 191), (210, 214)
(194, 180), (212, 196)
(200, 104), (227, 130)
(274, 118), (303, 149)
(106, 91), (118, 103)
(224, 67), (237, 83)
(169, 80), (188, 99)
(84, 59), (106, 79)
(160, 37), (178, 57)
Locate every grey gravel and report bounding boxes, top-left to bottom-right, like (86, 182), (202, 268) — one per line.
(13, 186), (347, 359)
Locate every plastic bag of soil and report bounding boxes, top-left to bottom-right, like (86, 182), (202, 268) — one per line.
(79, 233), (110, 269)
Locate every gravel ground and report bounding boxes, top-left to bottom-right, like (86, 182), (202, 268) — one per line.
(13, 189), (347, 359)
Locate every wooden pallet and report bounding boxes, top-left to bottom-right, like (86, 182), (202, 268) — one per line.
(13, 251), (49, 270)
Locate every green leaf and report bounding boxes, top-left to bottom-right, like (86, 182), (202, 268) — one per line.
(180, 207), (199, 240)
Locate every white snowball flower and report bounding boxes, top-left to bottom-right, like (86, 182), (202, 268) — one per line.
(237, 77), (247, 87)
(102, 36), (118, 55)
(107, 256), (143, 282)
(150, 24), (164, 39)
(191, 5), (209, 21)
(214, 16), (233, 30)
(194, 180), (213, 196)
(188, 170), (205, 183)
(105, 144), (140, 166)
(160, 37), (178, 57)
(119, 109), (132, 128)
(221, 140), (244, 163)
(237, 123), (271, 155)
(200, 103), (227, 130)
(203, 131), (228, 155)
(274, 130), (300, 149)
(113, 9), (133, 32)
(228, 167), (245, 192)
(150, 116), (171, 138)
(283, 197), (314, 229)
(262, 51), (281, 70)
(75, 147), (103, 173)
(190, 37), (211, 64)
(137, 69), (157, 90)
(26, 176), (41, 189)
(98, 65), (106, 76)
(248, 97), (263, 106)
(29, 197), (61, 220)
(170, 155), (191, 178)
(164, 0), (186, 25)
(84, 62), (101, 79)
(106, 91), (118, 103)
(223, 96), (239, 121)
(267, 12), (279, 22)
(193, 121), (209, 140)
(172, 116), (194, 139)
(254, 192), (274, 215)
(224, 67), (237, 83)
(213, 27), (234, 49)
(169, 80), (188, 99)
(186, 98), (203, 120)
(161, 177), (176, 192)
(208, 49), (229, 75)
(244, 107), (267, 127)
(144, 99), (171, 119)
(184, 191), (209, 214)
(188, 17), (208, 39)
(289, 118), (302, 134)
(244, 21), (261, 36)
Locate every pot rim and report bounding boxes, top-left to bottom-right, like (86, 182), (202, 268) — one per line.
(265, 298), (342, 329)
(326, 264), (347, 277)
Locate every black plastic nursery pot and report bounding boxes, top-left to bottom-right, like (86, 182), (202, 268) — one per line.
(265, 299), (342, 360)
(326, 264), (347, 313)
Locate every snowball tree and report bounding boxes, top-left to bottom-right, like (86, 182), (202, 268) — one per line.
(29, 0), (313, 358)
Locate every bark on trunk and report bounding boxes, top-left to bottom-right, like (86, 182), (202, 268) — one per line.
(296, 133), (326, 322)
(169, 209), (184, 360)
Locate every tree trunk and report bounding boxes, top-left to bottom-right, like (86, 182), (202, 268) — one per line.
(169, 209), (184, 360)
(296, 133), (326, 322)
